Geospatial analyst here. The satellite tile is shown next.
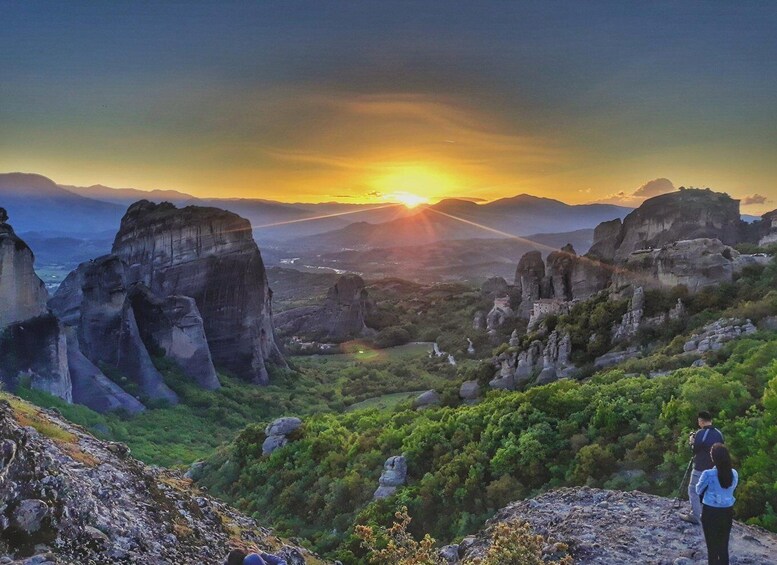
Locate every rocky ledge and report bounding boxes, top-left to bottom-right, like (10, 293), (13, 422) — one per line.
(0, 396), (322, 564)
(456, 487), (777, 564)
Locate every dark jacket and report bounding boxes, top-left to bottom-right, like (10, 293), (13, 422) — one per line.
(692, 425), (724, 471)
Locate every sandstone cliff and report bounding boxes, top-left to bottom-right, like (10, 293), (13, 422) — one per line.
(592, 188), (743, 263)
(50, 255), (179, 406)
(0, 210), (71, 403)
(0, 395), (321, 564)
(112, 201), (284, 384)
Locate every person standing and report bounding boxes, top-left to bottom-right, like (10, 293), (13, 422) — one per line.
(696, 443), (738, 565)
(681, 411), (724, 524)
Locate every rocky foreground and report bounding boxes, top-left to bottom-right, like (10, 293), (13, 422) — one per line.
(457, 488), (777, 564)
(0, 396), (322, 565)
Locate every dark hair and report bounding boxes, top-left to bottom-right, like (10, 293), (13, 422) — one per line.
(226, 549), (248, 565)
(711, 443), (734, 488)
(698, 410), (712, 421)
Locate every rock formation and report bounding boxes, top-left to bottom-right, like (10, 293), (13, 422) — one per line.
(480, 276), (509, 297)
(0, 210), (48, 328)
(612, 287), (686, 343)
(262, 417), (303, 455)
(683, 318), (756, 353)
(545, 244), (576, 301)
(604, 188), (742, 262)
(129, 285), (219, 390)
(614, 238), (739, 293)
(491, 330), (573, 390)
(514, 251), (545, 318)
(0, 397), (318, 563)
(413, 390), (442, 410)
(274, 274), (374, 342)
(373, 455), (408, 500)
(50, 255), (178, 405)
(454, 488), (777, 564)
(111, 201), (284, 384)
(485, 297), (514, 332)
(0, 211), (72, 402)
(459, 381), (480, 403)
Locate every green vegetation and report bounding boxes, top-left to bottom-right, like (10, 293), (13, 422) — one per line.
(17, 344), (459, 467)
(197, 333), (777, 562)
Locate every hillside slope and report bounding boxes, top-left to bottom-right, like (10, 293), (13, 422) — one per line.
(0, 394), (322, 564)
(459, 488), (777, 564)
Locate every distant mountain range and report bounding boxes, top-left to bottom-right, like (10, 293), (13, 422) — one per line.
(1, 173), (631, 245)
(289, 196), (631, 250)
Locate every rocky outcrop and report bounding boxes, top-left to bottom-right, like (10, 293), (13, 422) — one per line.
(373, 455), (408, 500)
(612, 287), (686, 343)
(262, 417), (302, 455)
(0, 210), (48, 329)
(274, 274), (374, 342)
(457, 488), (777, 564)
(615, 238), (739, 293)
(594, 347), (640, 369)
(683, 318), (757, 353)
(129, 285), (220, 390)
(0, 397), (318, 563)
(514, 251), (545, 318)
(491, 330), (573, 390)
(50, 255), (178, 406)
(111, 201), (284, 384)
(0, 211), (71, 402)
(600, 189), (742, 262)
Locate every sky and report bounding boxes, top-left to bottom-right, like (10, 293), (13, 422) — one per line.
(1, 1), (776, 210)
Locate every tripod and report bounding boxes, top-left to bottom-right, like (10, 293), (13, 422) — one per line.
(673, 458), (694, 509)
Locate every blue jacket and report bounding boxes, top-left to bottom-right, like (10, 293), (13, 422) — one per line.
(692, 425), (724, 471)
(696, 467), (738, 508)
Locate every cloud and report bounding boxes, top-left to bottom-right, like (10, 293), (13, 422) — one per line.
(596, 177), (676, 206)
(741, 193), (769, 206)
(632, 178), (675, 198)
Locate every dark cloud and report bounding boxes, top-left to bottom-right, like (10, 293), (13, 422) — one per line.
(741, 193), (769, 206)
(632, 178), (675, 197)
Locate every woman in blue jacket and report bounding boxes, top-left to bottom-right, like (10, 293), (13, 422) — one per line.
(695, 443), (738, 565)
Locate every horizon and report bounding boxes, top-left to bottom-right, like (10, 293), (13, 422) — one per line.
(1, 2), (776, 213)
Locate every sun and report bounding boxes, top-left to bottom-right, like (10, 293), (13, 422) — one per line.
(371, 164), (456, 208)
(391, 192), (429, 208)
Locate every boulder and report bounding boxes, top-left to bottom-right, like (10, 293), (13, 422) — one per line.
(262, 417), (303, 455)
(486, 297), (514, 332)
(413, 390), (441, 409)
(373, 455), (408, 500)
(112, 201), (285, 384)
(459, 381), (480, 402)
(587, 218), (623, 261)
(12, 499), (48, 534)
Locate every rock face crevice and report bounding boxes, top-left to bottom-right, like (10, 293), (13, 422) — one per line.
(111, 201), (284, 384)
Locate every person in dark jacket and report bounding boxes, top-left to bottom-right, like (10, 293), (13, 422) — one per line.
(225, 549), (248, 565)
(681, 410), (724, 524)
(244, 551), (287, 565)
(696, 443), (738, 565)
